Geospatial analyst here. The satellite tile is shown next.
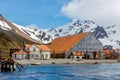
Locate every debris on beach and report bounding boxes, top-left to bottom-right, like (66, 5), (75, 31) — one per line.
(0, 55), (24, 72)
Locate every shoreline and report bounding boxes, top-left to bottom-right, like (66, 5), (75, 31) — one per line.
(15, 59), (119, 65)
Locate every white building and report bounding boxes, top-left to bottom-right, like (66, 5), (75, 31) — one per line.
(12, 50), (28, 59)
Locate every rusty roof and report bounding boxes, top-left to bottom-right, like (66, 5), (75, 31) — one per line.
(12, 50), (28, 54)
(37, 45), (50, 51)
(24, 44), (50, 51)
(24, 44), (32, 48)
(47, 32), (89, 54)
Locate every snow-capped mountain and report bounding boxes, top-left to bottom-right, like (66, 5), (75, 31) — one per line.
(47, 19), (120, 49)
(0, 15), (52, 44)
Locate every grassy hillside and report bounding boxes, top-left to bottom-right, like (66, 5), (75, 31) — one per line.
(0, 30), (35, 57)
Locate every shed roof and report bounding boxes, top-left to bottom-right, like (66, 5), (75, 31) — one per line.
(47, 32), (89, 54)
(37, 45), (50, 51)
(12, 50), (28, 54)
(24, 44), (32, 48)
(24, 44), (50, 51)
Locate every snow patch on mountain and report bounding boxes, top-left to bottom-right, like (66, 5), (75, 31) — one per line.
(0, 21), (12, 31)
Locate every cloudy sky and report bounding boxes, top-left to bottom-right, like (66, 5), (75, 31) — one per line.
(0, 0), (120, 29)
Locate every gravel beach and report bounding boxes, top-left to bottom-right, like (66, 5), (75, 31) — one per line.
(15, 59), (118, 65)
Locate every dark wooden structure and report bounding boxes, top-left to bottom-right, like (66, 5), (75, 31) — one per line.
(0, 55), (24, 72)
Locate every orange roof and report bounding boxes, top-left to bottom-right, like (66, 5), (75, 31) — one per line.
(72, 51), (84, 56)
(24, 44), (50, 51)
(37, 45), (50, 51)
(47, 32), (89, 54)
(24, 44), (32, 48)
(12, 50), (28, 54)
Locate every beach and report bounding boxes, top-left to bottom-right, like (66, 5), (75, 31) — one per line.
(15, 59), (118, 65)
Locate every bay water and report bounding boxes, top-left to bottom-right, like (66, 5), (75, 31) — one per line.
(0, 63), (120, 80)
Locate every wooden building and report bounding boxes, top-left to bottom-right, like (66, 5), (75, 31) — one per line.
(47, 32), (103, 59)
(102, 49), (120, 59)
(12, 50), (28, 59)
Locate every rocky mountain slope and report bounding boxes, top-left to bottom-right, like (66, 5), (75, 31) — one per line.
(47, 19), (120, 49)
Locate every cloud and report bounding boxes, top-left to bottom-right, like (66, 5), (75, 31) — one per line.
(61, 0), (120, 25)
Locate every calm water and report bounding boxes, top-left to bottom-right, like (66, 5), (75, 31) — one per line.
(0, 63), (120, 80)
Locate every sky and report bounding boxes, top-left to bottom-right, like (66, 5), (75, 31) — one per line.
(0, 0), (71, 29)
(0, 0), (120, 29)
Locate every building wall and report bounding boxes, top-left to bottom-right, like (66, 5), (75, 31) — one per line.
(41, 51), (50, 59)
(66, 33), (103, 58)
(12, 54), (28, 59)
(29, 45), (41, 59)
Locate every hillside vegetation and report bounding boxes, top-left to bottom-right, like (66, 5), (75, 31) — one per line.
(0, 30), (36, 57)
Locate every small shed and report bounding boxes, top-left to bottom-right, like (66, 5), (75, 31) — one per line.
(12, 50), (28, 60)
(72, 51), (84, 59)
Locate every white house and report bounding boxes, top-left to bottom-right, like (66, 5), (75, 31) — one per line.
(24, 44), (50, 60)
(26, 44), (41, 59)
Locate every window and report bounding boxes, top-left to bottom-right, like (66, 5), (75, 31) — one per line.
(35, 55), (38, 58)
(33, 48), (36, 52)
(46, 54), (48, 58)
(14, 54), (16, 58)
(31, 54), (34, 58)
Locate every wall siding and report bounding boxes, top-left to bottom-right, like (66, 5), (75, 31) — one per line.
(29, 45), (41, 59)
(41, 51), (50, 59)
(66, 33), (103, 58)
